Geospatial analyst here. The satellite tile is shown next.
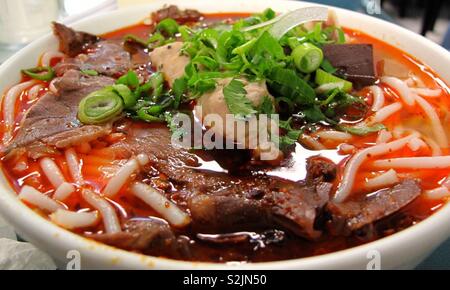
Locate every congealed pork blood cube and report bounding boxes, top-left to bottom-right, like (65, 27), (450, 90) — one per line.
(322, 44), (377, 89)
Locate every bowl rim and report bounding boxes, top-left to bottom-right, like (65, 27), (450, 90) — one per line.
(0, 0), (450, 269)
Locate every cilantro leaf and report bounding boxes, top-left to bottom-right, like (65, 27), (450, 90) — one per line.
(223, 79), (257, 118)
(258, 96), (275, 115)
(268, 67), (316, 105)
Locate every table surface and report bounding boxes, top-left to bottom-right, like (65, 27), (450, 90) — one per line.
(0, 0), (448, 270)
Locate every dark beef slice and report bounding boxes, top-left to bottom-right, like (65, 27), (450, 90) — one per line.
(152, 5), (203, 24)
(322, 44), (377, 89)
(52, 22), (98, 57)
(5, 70), (113, 154)
(54, 41), (132, 77)
(116, 123), (336, 240)
(90, 218), (190, 259)
(327, 179), (421, 234)
(188, 195), (272, 233)
(306, 156), (337, 183)
(53, 23), (132, 77)
(265, 181), (332, 240)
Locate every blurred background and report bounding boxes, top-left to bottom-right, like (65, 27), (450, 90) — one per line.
(0, 0), (449, 270)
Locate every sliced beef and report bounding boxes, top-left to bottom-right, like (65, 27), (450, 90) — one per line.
(52, 22), (98, 57)
(306, 156), (337, 183)
(327, 179), (421, 235)
(188, 195), (272, 233)
(54, 41), (132, 77)
(115, 123), (336, 240)
(265, 181), (332, 239)
(53, 23), (132, 77)
(4, 70), (113, 156)
(322, 44), (377, 89)
(152, 5), (203, 24)
(90, 218), (190, 259)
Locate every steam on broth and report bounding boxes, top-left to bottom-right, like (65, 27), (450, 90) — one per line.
(0, 5), (449, 262)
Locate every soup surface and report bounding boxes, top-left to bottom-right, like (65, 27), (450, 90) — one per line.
(1, 6), (449, 263)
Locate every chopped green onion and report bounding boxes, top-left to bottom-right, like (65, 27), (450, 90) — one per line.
(156, 18), (179, 36)
(116, 71), (140, 88)
(137, 107), (163, 122)
(78, 89), (123, 124)
(292, 43), (323, 73)
(81, 69), (99, 76)
(112, 84), (136, 109)
(21, 66), (55, 81)
(124, 34), (148, 46)
(315, 68), (352, 92)
(338, 123), (385, 136)
(149, 72), (164, 97)
(269, 7), (329, 39)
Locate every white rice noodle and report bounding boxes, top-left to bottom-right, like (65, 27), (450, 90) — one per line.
(28, 84), (44, 100)
(407, 137), (427, 152)
(424, 186), (450, 200)
(41, 51), (65, 67)
(365, 169), (399, 189)
(406, 75), (425, 88)
(392, 127), (442, 156)
(381, 76), (415, 106)
(50, 209), (98, 230)
(136, 153), (150, 166)
(370, 85), (385, 112)
(315, 131), (352, 142)
(376, 130), (393, 144)
(2, 80), (38, 142)
(49, 78), (58, 94)
(39, 157), (66, 188)
(53, 182), (75, 201)
(103, 158), (139, 197)
(315, 82), (344, 94)
(414, 95), (448, 148)
(373, 156), (450, 169)
(130, 182), (191, 228)
(81, 189), (121, 233)
(442, 176), (450, 189)
(300, 135), (326, 150)
(19, 185), (64, 212)
(339, 144), (356, 154)
(65, 148), (83, 184)
(333, 134), (417, 202)
(410, 88), (442, 98)
(370, 102), (402, 124)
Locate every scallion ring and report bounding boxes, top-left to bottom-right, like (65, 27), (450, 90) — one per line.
(112, 84), (136, 109)
(292, 43), (324, 73)
(78, 89), (124, 124)
(137, 107), (163, 122)
(21, 66), (55, 81)
(315, 69), (353, 92)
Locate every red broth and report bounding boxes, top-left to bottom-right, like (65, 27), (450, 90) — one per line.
(1, 13), (449, 262)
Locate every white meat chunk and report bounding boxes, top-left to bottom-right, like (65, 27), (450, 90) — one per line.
(195, 78), (282, 163)
(149, 42), (190, 86)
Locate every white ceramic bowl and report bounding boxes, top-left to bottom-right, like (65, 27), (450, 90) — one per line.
(0, 0), (449, 270)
